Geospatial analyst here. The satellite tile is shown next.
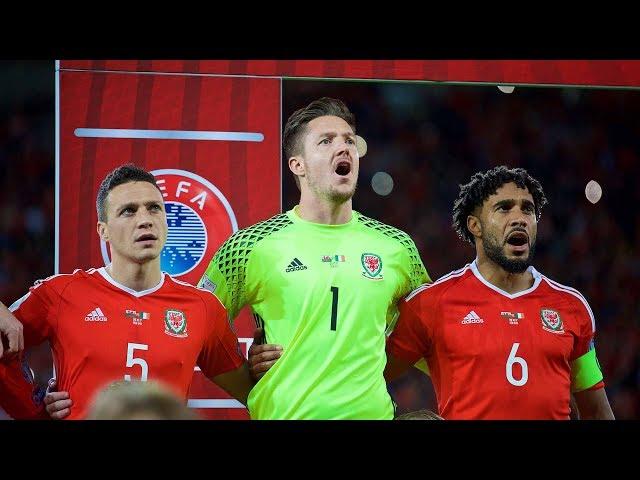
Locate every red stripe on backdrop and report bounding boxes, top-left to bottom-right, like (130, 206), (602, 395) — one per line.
(344, 60), (375, 80)
(293, 60), (326, 77)
(179, 61), (202, 172)
(146, 74), (185, 171)
(59, 73), (92, 271)
(373, 60), (396, 80)
(620, 62), (640, 85)
(198, 61), (232, 75)
(131, 61), (155, 171)
(228, 61), (250, 228)
(323, 60), (346, 78)
(91, 73), (141, 267)
(422, 60), (448, 81)
(503, 61), (532, 85)
(63, 60), (93, 70)
(475, 60), (502, 84)
(150, 60), (185, 74)
(245, 78), (282, 222)
(275, 60), (296, 77)
(77, 61), (107, 268)
(193, 78), (233, 199)
(247, 60), (278, 76)
(530, 61), (562, 87)
(60, 60), (640, 86)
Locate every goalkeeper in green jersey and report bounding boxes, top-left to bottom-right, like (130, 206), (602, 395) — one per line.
(199, 97), (430, 419)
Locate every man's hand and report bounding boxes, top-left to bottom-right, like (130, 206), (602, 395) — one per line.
(247, 328), (283, 382)
(0, 303), (24, 360)
(44, 379), (72, 420)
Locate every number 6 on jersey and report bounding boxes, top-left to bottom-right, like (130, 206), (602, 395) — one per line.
(125, 342), (149, 381)
(506, 342), (528, 387)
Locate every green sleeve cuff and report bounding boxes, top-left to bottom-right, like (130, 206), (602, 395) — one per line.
(570, 348), (603, 393)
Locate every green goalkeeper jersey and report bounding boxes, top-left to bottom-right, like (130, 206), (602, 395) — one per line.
(199, 206), (430, 419)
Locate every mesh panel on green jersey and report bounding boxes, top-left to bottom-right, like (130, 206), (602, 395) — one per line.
(357, 214), (429, 291)
(211, 213), (293, 318)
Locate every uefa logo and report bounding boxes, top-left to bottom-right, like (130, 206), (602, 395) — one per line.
(101, 169), (238, 284)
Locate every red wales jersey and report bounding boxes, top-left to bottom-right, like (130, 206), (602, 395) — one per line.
(9, 268), (244, 419)
(387, 261), (600, 420)
(0, 357), (46, 419)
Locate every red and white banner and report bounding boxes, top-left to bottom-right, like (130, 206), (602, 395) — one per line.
(58, 67), (281, 418)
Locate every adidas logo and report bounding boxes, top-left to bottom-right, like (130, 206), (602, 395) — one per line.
(285, 258), (308, 272)
(461, 310), (483, 324)
(85, 307), (108, 322)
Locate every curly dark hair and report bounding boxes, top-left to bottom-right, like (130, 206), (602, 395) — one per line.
(452, 165), (548, 245)
(96, 164), (160, 222)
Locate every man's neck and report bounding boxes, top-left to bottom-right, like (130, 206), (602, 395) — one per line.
(475, 255), (534, 294)
(297, 192), (353, 225)
(106, 257), (162, 292)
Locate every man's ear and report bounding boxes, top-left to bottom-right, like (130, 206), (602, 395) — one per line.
(467, 214), (482, 240)
(97, 221), (108, 242)
(288, 155), (305, 179)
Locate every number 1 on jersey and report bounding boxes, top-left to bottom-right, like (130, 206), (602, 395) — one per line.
(330, 286), (339, 331)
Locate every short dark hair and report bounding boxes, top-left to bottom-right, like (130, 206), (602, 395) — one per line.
(283, 97), (356, 161)
(96, 164), (160, 222)
(452, 165), (548, 245)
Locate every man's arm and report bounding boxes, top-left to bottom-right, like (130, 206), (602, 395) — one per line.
(209, 362), (254, 406)
(573, 388), (615, 420)
(0, 301), (24, 359)
(384, 353), (415, 382)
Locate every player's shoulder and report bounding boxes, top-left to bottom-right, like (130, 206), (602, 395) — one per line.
(355, 211), (416, 249)
(31, 268), (99, 291)
(538, 271), (595, 326)
(403, 264), (473, 303)
(217, 213), (293, 253)
(165, 275), (226, 311)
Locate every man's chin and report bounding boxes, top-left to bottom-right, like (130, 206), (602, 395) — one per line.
(329, 185), (356, 203)
(135, 251), (161, 264)
(501, 256), (530, 274)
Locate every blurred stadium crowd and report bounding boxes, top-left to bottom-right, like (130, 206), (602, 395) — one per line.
(284, 80), (640, 419)
(1, 63), (637, 418)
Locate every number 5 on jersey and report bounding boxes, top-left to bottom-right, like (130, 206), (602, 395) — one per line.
(125, 342), (149, 381)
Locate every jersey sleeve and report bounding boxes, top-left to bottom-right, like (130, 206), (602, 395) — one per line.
(400, 234), (431, 296)
(0, 356), (47, 419)
(387, 289), (434, 365)
(9, 279), (58, 347)
(198, 231), (257, 322)
(385, 233), (431, 329)
(569, 296), (604, 392)
(196, 293), (245, 380)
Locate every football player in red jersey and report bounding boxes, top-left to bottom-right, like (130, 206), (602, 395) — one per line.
(0, 164), (257, 419)
(386, 166), (614, 419)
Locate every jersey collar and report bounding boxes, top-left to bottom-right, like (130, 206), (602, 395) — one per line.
(288, 205), (358, 228)
(97, 267), (166, 298)
(470, 259), (542, 299)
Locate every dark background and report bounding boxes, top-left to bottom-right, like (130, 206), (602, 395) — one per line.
(283, 79), (640, 418)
